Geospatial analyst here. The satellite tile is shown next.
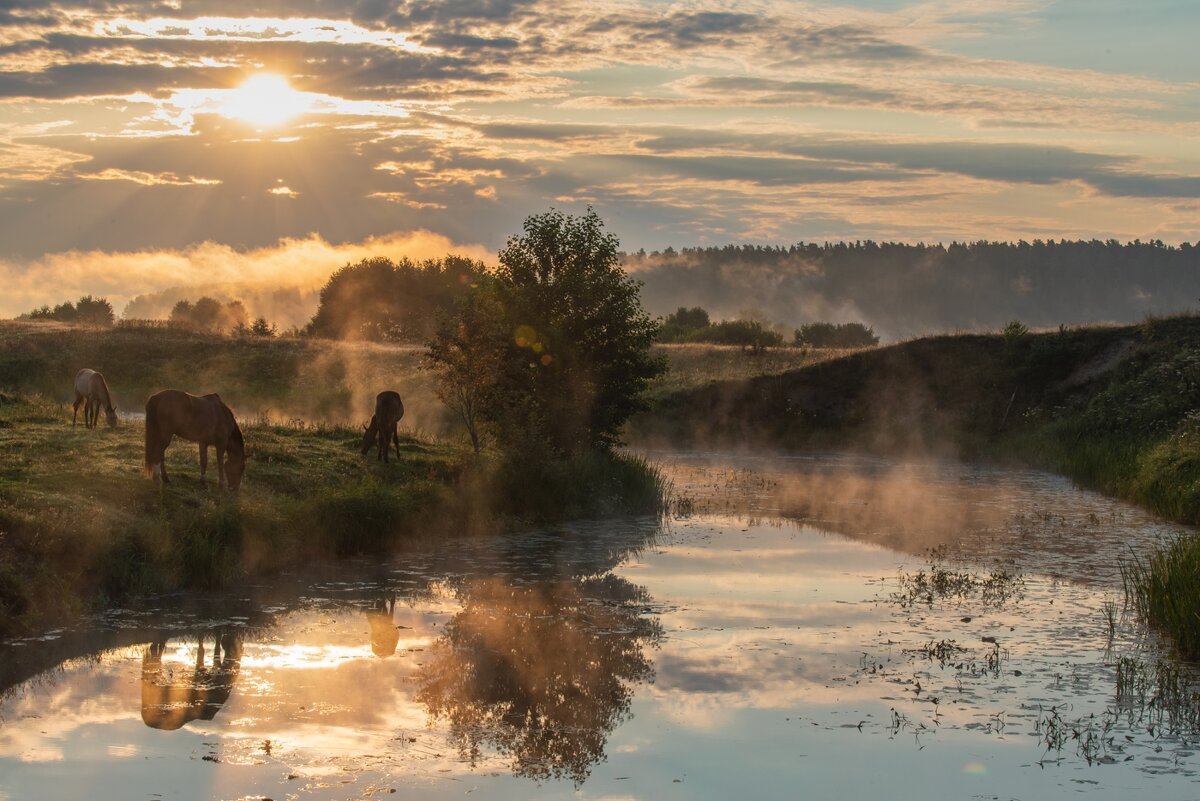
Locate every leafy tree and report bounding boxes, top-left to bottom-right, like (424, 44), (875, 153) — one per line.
(73, 295), (114, 326)
(697, 319), (784, 351)
(425, 282), (506, 453)
(169, 296), (247, 333)
(307, 255), (486, 342)
(250, 317), (277, 337)
(20, 295), (113, 326)
(428, 209), (665, 454)
(659, 306), (711, 342)
(794, 322), (879, 348)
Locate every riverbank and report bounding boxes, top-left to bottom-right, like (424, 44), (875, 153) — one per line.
(635, 315), (1200, 528)
(0, 392), (664, 638)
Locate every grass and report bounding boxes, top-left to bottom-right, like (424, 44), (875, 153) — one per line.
(0, 390), (666, 639)
(644, 343), (852, 403)
(1122, 536), (1200, 661)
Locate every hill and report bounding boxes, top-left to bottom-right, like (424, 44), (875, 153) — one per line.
(636, 316), (1200, 525)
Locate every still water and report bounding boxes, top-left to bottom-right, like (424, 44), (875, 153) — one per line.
(2, 453), (1199, 800)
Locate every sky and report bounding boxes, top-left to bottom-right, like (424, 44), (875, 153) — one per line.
(0, 0), (1198, 316)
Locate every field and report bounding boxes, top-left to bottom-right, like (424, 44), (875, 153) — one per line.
(0, 386), (664, 639)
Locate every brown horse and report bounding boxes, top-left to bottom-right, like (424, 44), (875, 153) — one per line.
(72, 368), (118, 429)
(141, 629), (243, 731)
(145, 390), (245, 490)
(360, 390), (404, 462)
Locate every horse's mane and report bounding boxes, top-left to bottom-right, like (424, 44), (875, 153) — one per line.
(97, 372), (114, 409)
(228, 419), (245, 454)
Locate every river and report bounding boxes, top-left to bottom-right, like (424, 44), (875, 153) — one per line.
(1, 452), (1198, 800)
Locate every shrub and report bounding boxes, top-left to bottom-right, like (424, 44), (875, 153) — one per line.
(794, 322), (879, 348)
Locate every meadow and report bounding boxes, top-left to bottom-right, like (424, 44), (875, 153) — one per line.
(0, 385), (663, 638)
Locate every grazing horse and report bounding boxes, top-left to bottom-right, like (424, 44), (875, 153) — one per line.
(361, 390), (404, 462)
(72, 368), (118, 429)
(141, 629), (243, 731)
(145, 389), (245, 490)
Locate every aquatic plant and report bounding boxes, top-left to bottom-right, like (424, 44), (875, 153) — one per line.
(1121, 535), (1200, 660)
(891, 556), (1025, 608)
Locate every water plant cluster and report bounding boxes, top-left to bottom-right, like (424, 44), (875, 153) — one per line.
(891, 555), (1026, 609)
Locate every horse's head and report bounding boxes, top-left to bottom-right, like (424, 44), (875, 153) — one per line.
(360, 417), (378, 455)
(105, 407), (118, 427)
(225, 451), (245, 492)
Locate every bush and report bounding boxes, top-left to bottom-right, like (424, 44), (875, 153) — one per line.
(692, 320), (784, 350)
(660, 307), (711, 342)
(794, 322), (879, 348)
(20, 295), (114, 326)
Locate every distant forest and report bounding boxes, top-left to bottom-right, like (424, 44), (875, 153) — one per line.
(625, 240), (1200, 340)
(24, 239), (1200, 344)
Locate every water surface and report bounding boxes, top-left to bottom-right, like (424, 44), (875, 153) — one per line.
(2, 452), (1198, 800)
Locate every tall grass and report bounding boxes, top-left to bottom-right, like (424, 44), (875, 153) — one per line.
(1122, 536), (1200, 660)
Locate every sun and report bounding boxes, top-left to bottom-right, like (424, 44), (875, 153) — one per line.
(218, 74), (312, 127)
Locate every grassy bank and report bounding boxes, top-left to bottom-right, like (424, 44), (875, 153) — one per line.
(0, 321), (835, 438)
(0, 392), (664, 639)
(637, 316), (1200, 523)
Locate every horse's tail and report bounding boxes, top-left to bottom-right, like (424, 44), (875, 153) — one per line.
(144, 395), (161, 480)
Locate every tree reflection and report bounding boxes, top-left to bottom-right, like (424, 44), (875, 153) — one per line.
(417, 574), (661, 784)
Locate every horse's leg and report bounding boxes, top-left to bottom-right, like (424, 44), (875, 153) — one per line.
(159, 434), (173, 484)
(89, 399), (98, 429)
(215, 444), (226, 489)
(199, 445), (208, 484)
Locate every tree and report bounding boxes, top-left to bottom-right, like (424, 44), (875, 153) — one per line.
(307, 255), (486, 342)
(425, 282), (506, 453)
(73, 295), (114, 326)
(169, 296), (248, 333)
(427, 209), (665, 454)
(659, 306), (711, 342)
(20, 295), (114, 325)
(794, 322), (879, 348)
(249, 317), (277, 337)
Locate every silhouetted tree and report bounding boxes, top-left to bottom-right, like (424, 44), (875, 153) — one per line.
(169, 296), (247, 333)
(20, 295), (113, 326)
(307, 255), (486, 342)
(428, 209), (665, 455)
(425, 281), (506, 453)
(659, 306), (711, 341)
(794, 322), (878, 348)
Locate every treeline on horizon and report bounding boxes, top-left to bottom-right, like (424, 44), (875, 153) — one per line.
(17, 238), (1200, 343)
(628, 238), (1200, 340)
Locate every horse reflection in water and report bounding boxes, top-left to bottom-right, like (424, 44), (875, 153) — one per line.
(365, 596), (400, 657)
(141, 629), (244, 731)
(417, 575), (662, 785)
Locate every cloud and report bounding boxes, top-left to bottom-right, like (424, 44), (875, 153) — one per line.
(0, 0), (1194, 255)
